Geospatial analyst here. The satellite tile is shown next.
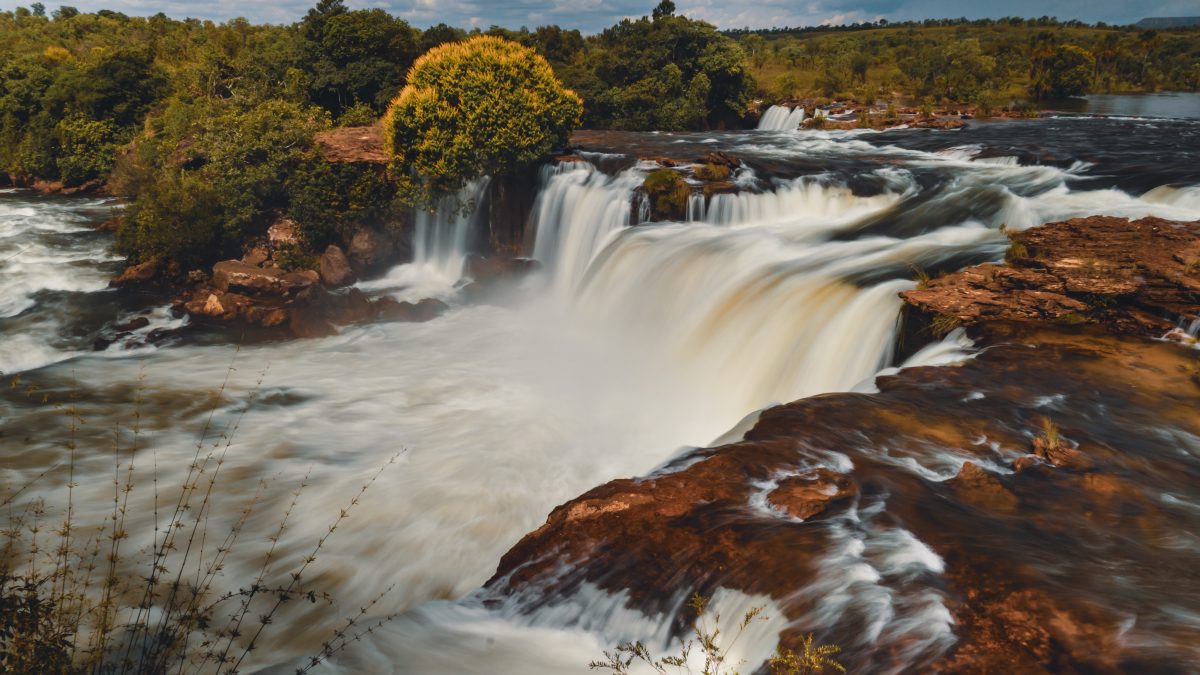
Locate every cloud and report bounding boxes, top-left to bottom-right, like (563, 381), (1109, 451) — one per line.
(2, 0), (1193, 31)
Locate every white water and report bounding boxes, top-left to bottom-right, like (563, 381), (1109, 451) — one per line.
(4, 127), (1200, 673)
(757, 105), (806, 131)
(0, 196), (120, 319)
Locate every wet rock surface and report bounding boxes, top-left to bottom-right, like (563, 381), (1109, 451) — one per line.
(487, 216), (1200, 673)
(903, 216), (1200, 337)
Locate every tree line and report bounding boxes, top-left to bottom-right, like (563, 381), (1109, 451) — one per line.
(0, 0), (1196, 272)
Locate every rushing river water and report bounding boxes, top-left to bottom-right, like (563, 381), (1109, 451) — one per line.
(2, 115), (1200, 673)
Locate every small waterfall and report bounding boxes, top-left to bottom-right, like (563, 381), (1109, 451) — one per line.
(412, 178), (491, 280)
(686, 192), (706, 222)
(529, 162), (644, 298)
(757, 105), (806, 131)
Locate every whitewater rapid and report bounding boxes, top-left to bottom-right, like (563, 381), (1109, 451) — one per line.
(3, 117), (1200, 673)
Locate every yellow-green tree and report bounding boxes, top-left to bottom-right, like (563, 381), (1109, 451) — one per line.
(383, 35), (582, 203)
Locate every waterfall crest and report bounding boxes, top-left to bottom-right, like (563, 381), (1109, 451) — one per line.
(758, 105), (806, 131)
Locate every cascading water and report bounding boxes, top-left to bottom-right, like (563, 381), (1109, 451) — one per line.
(757, 104), (806, 131)
(4, 115), (1200, 674)
(411, 178), (491, 280)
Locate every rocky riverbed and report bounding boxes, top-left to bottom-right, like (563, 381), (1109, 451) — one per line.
(486, 215), (1200, 673)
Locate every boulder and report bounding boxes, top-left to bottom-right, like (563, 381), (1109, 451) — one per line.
(267, 218), (300, 247)
(375, 297), (448, 323)
(347, 228), (401, 276)
(110, 260), (159, 287)
(212, 260), (317, 296)
(242, 247), (270, 267)
(320, 245), (356, 287)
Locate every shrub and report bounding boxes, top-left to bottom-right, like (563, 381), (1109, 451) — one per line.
(287, 160), (404, 250)
(382, 35), (582, 204)
(642, 169), (691, 221)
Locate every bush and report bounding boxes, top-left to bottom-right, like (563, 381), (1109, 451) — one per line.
(642, 168), (691, 221)
(287, 160), (403, 250)
(382, 35), (582, 204)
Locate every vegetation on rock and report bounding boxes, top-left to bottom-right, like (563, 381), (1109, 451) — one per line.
(382, 35), (581, 204)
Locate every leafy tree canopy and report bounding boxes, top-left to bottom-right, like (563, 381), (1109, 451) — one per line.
(383, 35), (582, 202)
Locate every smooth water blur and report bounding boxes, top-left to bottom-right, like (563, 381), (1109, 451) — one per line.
(2, 115), (1200, 672)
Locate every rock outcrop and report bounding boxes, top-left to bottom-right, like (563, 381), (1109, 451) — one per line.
(485, 216), (1200, 673)
(312, 125), (389, 164)
(902, 216), (1200, 338)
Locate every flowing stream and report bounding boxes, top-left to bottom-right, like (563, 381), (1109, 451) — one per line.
(2, 116), (1200, 673)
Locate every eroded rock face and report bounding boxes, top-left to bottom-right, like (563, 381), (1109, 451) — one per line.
(487, 216), (1200, 673)
(903, 216), (1200, 336)
(488, 326), (1200, 673)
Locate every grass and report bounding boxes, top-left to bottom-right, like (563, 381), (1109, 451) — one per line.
(931, 313), (963, 338)
(590, 593), (844, 675)
(1, 359), (398, 674)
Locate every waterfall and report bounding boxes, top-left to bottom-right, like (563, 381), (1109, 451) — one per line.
(757, 105), (806, 131)
(528, 161), (922, 408)
(529, 162), (644, 299)
(411, 178), (491, 281)
(686, 192), (706, 222)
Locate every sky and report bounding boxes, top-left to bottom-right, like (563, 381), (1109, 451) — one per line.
(3, 0), (1197, 32)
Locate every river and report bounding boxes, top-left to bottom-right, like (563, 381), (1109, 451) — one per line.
(2, 114), (1199, 673)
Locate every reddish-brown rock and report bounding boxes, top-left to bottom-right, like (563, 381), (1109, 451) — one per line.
(312, 125), (389, 164)
(487, 216), (1200, 673)
(903, 216), (1200, 337)
(212, 260), (317, 296)
(110, 260), (159, 286)
(319, 244), (356, 287)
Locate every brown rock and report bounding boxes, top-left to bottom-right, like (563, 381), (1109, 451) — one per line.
(950, 462), (1018, 515)
(347, 228), (400, 276)
(242, 247), (270, 267)
(111, 260), (159, 286)
(374, 297), (448, 323)
(112, 316), (151, 333)
(267, 218), (299, 247)
(766, 469), (857, 520)
(463, 255), (539, 286)
(902, 216), (1200, 338)
(320, 245), (356, 287)
(201, 293), (225, 317)
(312, 125), (389, 164)
(212, 260), (316, 296)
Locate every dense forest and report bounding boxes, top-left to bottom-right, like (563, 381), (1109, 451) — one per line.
(0, 0), (1197, 272)
(730, 18), (1200, 106)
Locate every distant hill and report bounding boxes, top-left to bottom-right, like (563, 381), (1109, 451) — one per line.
(1136, 17), (1200, 28)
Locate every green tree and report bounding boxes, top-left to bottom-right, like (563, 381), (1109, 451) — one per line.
(382, 35), (582, 203)
(302, 7), (422, 115)
(1046, 44), (1094, 97)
